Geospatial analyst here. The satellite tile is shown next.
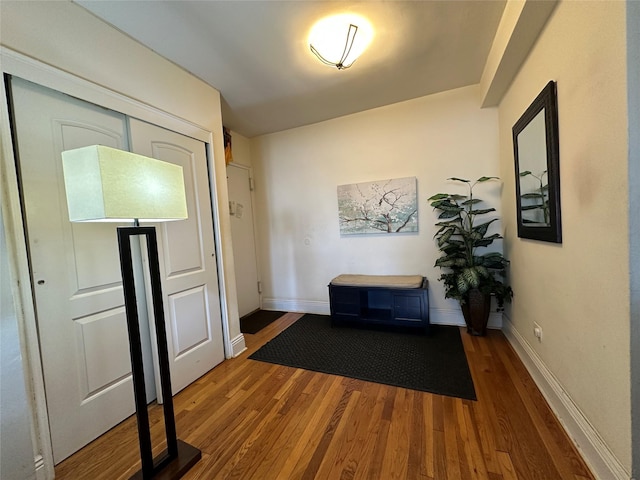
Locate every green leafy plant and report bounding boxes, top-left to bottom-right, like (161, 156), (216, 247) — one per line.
(428, 176), (513, 310)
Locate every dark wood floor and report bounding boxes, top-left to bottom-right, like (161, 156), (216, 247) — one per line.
(55, 313), (594, 479)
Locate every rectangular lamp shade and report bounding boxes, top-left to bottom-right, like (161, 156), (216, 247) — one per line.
(61, 145), (188, 222)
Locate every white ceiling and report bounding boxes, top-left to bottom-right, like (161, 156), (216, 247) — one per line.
(77, 1), (507, 138)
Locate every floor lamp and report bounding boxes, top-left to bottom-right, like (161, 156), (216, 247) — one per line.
(61, 145), (201, 479)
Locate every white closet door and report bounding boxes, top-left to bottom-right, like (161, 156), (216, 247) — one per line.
(129, 119), (225, 395)
(10, 78), (138, 463)
(227, 164), (260, 317)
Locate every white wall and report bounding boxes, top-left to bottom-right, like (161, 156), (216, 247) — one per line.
(498, 1), (631, 476)
(251, 85), (504, 325)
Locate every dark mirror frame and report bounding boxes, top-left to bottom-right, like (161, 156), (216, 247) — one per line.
(512, 80), (562, 243)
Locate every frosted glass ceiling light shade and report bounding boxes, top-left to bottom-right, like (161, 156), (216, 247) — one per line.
(309, 14), (373, 70)
(61, 145), (188, 223)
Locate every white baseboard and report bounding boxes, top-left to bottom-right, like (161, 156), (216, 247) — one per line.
(502, 318), (630, 480)
(260, 298), (502, 329)
(429, 308), (502, 329)
(262, 298), (329, 315)
(230, 333), (246, 357)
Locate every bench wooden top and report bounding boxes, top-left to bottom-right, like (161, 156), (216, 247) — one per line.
(330, 274), (425, 289)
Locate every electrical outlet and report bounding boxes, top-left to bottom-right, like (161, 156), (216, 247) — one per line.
(533, 322), (543, 342)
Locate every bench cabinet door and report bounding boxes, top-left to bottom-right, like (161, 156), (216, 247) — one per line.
(329, 287), (361, 317)
(393, 292), (426, 322)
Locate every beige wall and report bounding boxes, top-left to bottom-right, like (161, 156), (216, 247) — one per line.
(0, 2), (241, 475)
(251, 85), (504, 325)
(1, 1), (218, 134)
(229, 130), (253, 168)
(498, 1), (631, 473)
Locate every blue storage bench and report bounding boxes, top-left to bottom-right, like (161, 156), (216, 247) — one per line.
(328, 274), (430, 334)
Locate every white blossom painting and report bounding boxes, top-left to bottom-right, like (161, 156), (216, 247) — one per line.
(337, 177), (418, 235)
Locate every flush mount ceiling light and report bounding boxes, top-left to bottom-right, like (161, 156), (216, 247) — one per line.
(309, 14), (373, 70)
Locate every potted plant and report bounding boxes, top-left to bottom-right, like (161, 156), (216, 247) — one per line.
(428, 176), (513, 335)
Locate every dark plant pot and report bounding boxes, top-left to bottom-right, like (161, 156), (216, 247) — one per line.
(461, 289), (491, 336)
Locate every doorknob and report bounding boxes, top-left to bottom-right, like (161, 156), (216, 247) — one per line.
(37, 279), (45, 285)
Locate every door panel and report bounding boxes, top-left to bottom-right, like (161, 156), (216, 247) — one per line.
(128, 119), (224, 395)
(168, 286), (210, 357)
(75, 308), (131, 396)
(227, 164), (260, 317)
(72, 223), (123, 289)
(10, 77), (140, 463)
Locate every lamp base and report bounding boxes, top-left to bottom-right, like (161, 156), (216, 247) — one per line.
(129, 440), (201, 480)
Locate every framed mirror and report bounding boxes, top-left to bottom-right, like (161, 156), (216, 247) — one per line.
(512, 80), (562, 243)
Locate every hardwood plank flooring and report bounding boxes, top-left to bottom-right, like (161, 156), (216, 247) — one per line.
(55, 313), (594, 480)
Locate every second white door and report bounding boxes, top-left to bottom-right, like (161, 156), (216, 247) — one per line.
(227, 164), (260, 317)
(129, 119), (225, 395)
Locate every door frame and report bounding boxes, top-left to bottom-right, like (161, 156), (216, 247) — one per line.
(227, 162), (262, 316)
(0, 47), (236, 479)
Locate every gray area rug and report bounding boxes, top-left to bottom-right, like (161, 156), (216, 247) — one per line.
(249, 314), (476, 400)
